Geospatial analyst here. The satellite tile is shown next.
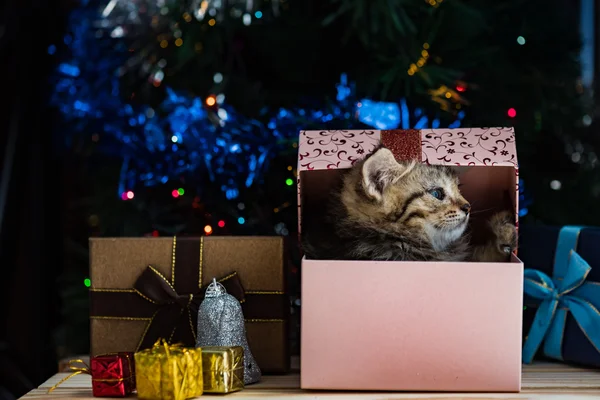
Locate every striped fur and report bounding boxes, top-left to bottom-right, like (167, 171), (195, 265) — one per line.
(301, 147), (516, 262)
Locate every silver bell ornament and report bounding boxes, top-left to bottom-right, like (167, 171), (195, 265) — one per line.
(196, 278), (262, 385)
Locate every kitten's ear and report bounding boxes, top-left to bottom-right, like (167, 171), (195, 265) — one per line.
(361, 148), (412, 201)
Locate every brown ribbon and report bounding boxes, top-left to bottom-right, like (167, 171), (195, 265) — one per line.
(381, 129), (422, 162)
(90, 237), (287, 351)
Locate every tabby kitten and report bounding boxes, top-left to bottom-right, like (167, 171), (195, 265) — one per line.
(301, 147), (517, 262)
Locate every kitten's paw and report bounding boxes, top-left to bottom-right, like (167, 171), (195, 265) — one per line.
(489, 211), (517, 256)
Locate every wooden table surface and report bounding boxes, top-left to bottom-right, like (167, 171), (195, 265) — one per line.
(22, 358), (600, 399)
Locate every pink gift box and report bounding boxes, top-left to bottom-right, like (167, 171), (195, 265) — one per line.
(298, 128), (523, 392)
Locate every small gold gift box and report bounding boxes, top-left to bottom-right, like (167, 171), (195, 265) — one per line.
(135, 340), (203, 400)
(201, 346), (245, 394)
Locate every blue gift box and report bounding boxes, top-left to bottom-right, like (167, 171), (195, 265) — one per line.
(519, 225), (600, 367)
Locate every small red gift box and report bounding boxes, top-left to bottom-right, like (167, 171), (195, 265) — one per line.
(90, 353), (135, 397)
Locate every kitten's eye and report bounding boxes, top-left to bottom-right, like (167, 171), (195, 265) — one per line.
(429, 188), (445, 200)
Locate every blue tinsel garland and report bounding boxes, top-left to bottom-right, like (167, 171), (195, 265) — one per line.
(50, 0), (468, 200)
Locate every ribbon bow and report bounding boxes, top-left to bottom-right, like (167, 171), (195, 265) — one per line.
(522, 226), (600, 363)
(134, 266), (245, 350)
(90, 237), (287, 355)
(47, 359), (91, 393)
(136, 339), (203, 400)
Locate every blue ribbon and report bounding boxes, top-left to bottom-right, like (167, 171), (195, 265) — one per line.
(522, 226), (600, 363)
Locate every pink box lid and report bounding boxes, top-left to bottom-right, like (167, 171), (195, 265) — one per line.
(297, 128), (517, 171)
(296, 128), (519, 237)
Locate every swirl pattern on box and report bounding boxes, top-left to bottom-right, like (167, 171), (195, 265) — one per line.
(296, 127), (518, 235)
(421, 127), (517, 166)
(298, 130), (381, 171)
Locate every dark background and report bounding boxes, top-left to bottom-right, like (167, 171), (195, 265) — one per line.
(1, 0), (68, 397)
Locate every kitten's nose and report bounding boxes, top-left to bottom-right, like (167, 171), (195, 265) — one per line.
(460, 202), (471, 214)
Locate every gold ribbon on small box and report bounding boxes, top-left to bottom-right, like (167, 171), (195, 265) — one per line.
(89, 237), (287, 351)
(201, 346), (245, 393)
(47, 359), (92, 394)
(135, 339), (203, 400)
(47, 354), (135, 395)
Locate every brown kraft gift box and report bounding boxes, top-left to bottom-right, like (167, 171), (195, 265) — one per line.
(89, 236), (290, 374)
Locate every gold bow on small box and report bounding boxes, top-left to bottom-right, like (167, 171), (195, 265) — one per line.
(48, 359), (91, 394)
(48, 354), (135, 397)
(135, 339), (203, 400)
(201, 346), (245, 394)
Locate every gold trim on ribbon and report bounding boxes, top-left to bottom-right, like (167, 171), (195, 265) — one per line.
(134, 288), (158, 304)
(561, 252), (592, 296)
(245, 290), (285, 295)
(137, 310), (160, 351)
(552, 229), (582, 276)
(524, 278), (548, 290)
(199, 236), (204, 288)
(245, 319), (285, 323)
(205, 366), (245, 372)
(529, 299), (559, 362)
(91, 316), (151, 321)
(217, 271), (236, 283)
(168, 309), (183, 343)
(214, 272), (247, 303)
(91, 377), (132, 383)
(172, 236), (177, 285)
(188, 307), (196, 342)
(47, 359), (91, 393)
(186, 294), (196, 342)
(149, 264), (176, 293)
(575, 305), (600, 355)
(557, 309), (567, 361)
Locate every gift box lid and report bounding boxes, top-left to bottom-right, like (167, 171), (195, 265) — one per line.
(297, 128), (519, 242)
(297, 128), (518, 171)
(88, 236), (290, 373)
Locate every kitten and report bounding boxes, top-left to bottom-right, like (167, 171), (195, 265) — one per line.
(301, 147), (517, 262)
